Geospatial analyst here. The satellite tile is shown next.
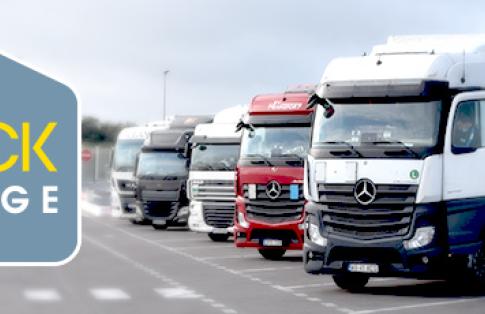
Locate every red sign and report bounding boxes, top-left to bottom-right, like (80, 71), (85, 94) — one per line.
(82, 149), (92, 161)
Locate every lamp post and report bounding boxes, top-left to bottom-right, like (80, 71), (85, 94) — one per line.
(163, 70), (170, 120)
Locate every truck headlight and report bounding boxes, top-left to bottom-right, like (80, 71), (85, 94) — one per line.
(404, 226), (435, 250)
(237, 211), (250, 228)
(191, 184), (200, 196)
(307, 221), (327, 247)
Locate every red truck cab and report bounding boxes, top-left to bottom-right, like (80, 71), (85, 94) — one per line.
(234, 88), (314, 260)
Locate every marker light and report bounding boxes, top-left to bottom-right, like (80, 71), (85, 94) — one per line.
(308, 221), (327, 247)
(238, 212), (250, 228)
(248, 184), (257, 199)
(404, 226), (435, 250)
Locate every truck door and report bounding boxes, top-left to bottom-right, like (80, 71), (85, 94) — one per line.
(444, 91), (485, 252)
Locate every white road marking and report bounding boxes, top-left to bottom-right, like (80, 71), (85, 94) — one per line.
(178, 245), (234, 250)
(282, 278), (396, 290)
(89, 217), (359, 314)
(83, 234), (237, 314)
(155, 287), (202, 299)
(239, 266), (301, 273)
(90, 288), (130, 301)
(24, 289), (61, 302)
(200, 254), (258, 261)
(352, 297), (485, 314)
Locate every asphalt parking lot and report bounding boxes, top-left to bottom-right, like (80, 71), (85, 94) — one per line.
(1, 185), (484, 314)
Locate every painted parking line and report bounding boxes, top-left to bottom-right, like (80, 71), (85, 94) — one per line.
(83, 234), (238, 314)
(155, 287), (203, 299)
(238, 266), (302, 273)
(24, 289), (62, 302)
(86, 217), (351, 314)
(351, 297), (485, 314)
(90, 288), (131, 301)
(177, 244), (235, 250)
(199, 254), (259, 261)
(281, 278), (396, 290)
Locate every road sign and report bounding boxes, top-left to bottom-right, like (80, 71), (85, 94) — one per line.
(82, 149), (92, 161)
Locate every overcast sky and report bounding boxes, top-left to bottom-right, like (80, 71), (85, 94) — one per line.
(1, 0), (484, 123)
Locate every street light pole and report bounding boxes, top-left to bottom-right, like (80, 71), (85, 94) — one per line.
(163, 70), (170, 120)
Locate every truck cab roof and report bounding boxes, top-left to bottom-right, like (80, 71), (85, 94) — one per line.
(317, 34), (485, 99)
(143, 129), (193, 151)
(191, 123), (242, 145)
(249, 89), (315, 116)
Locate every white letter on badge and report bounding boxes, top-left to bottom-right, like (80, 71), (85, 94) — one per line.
(2, 186), (29, 214)
(43, 186), (58, 214)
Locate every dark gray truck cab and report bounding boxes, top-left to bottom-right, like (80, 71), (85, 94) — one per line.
(134, 116), (212, 230)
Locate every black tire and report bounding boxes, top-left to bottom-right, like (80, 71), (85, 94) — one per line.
(130, 218), (151, 225)
(258, 249), (286, 260)
(152, 223), (168, 230)
(332, 274), (369, 292)
(208, 233), (230, 242)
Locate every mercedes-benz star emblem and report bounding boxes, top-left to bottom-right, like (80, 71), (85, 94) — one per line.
(354, 179), (377, 206)
(266, 180), (282, 200)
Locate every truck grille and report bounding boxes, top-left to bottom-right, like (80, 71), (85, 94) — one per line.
(143, 201), (178, 219)
(203, 202), (235, 228)
(243, 184), (304, 224)
(191, 180), (235, 201)
(318, 183), (417, 240)
(243, 184), (303, 201)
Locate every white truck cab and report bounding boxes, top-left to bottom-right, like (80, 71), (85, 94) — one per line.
(304, 35), (485, 290)
(188, 105), (247, 241)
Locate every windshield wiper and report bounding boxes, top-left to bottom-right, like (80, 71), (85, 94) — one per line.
(321, 141), (362, 157)
(370, 141), (419, 158)
(245, 154), (273, 166)
(273, 153), (304, 165)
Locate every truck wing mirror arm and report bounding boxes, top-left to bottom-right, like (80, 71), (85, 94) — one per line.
(307, 93), (335, 119)
(235, 120), (255, 132)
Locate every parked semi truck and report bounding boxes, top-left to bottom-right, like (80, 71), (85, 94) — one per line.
(234, 87), (314, 260)
(111, 122), (170, 221)
(304, 34), (485, 290)
(134, 116), (213, 229)
(188, 105), (247, 241)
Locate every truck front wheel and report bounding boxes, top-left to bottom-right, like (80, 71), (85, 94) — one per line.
(208, 233), (230, 242)
(332, 274), (369, 292)
(258, 249), (286, 260)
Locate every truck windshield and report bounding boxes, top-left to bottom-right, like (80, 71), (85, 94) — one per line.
(112, 139), (144, 172)
(190, 144), (240, 171)
(137, 152), (187, 177)
(240, 126), (310, 161)
(313, 101), (442, 149)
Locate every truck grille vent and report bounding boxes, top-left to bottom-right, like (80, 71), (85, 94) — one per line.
(318, 183), (417, 240)
(191, 180), (235, 201)
(203, 202), (235, 228)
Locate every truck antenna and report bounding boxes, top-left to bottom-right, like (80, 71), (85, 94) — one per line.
(461, 50), (466, 84)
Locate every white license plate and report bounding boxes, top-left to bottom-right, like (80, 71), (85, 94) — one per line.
(212, 228), (227, 234)
(262, 239), (283, 247)
(152, 219), (167, 226)
(348, 263), (379, 274)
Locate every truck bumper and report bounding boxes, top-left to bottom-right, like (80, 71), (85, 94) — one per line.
(303, 202), (447, 278)
(118, 196), (138, 219)
(188, 201), (233, 234)
(140, 201), (189, 226)
(234, 206), (304, 250)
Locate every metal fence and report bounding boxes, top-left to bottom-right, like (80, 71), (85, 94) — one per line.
(82, 144), (113, 184)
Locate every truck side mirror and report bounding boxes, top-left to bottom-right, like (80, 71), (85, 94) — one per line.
(184, 142), (192, 158)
